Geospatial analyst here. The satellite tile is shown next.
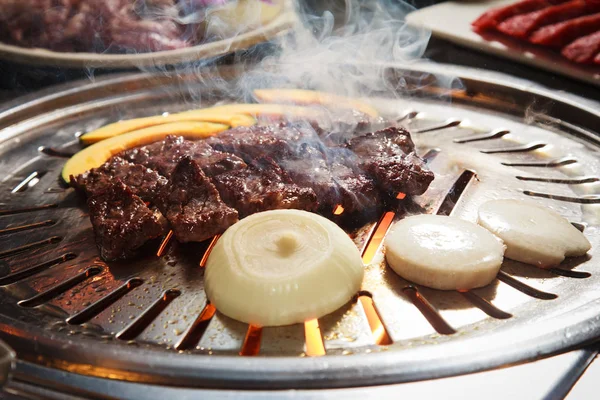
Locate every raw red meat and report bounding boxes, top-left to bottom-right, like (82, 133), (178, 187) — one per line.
(594, 52), (600, 64)
(530, 12), (600, 47)
(497, 1), (600, 39)
(562, 30), (600, 63)
(472, 0), (569, 32)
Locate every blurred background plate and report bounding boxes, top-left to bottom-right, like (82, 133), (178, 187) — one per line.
(406, 0), (600, 88)
(0, 0), (295, 69)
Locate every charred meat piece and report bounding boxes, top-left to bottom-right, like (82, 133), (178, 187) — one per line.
(364, 153), (434, 197)
(206, 124), (303, 161)
(212, 158), (318, 217)
(346, 126), (415, 157)
(562, 30), (600, 63)
(280, 144), (380, 213)
(497, 0), (600, 39)
(310, 110), (390, 146)
(472, 0), (569, 32)
(71, 156), (167, 203)
(87, 180), (167, 261)
(156, 157), (238, 243)
(530, 12), (600, 47)
(346, 127), (433, 196)
(121, 135), (246, 177)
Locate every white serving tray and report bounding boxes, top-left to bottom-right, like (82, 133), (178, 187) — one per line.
(406, 0), (600, 88)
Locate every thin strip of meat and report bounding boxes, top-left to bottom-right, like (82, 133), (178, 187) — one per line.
(71, 156), (167, 203)
(562, 30), (600, 63)
(530, 12), (600, 47)
(497, 1), (600, 39)
(472, 0), (569, 32)
(595, 51), (600, 64)
(212, 157), (318, 218)
(156, 157), (238, 243)
(87, 180), (168, 261)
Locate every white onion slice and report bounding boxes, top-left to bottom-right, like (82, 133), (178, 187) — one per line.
(478, 199), (591, 267)
(384, 215), (505, 290)
(204, 209), (364, 327)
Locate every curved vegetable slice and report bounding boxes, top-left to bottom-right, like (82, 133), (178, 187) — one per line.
(62, 121), (228, 183)
(80, 112), (256, 144)
(385, 215), (505, 290)
(253, 88), (380, 118)
(179, 103), (323, 120)
(205, 209), (364, 326)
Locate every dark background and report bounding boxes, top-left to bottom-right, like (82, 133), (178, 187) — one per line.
(0, 0), (598, 101)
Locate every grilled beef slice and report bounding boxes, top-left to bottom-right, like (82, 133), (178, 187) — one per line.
(280, 143), (380, 213)
(72, 156), (167, 203)
(205, 124), (304, 161)
(87, 180), (167, 261)
(121, 135), (246, 177)
(212, 157), (318, 217)
(346, 126), (434, 196)
(156, 157), (238, 243)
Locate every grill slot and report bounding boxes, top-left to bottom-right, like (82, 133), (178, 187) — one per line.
(156, 231), (174, 257)
(18, 267), (102, 308)
(66, 278), (144, 325)
(415, 119), (462, 133)
(38, 147), (75, 158)
(358, 293), (393, 346)
(454, 129), (510, 143)
(175, 303), (216, 351)
(240, 325), (263, 356)
(516, 176), (599, 184)
(0, 219), (56, 237)
(481, 143), (546, 154)
(304, 319), (326, 356)
(403, 286), (456, 335)
(548, 267), (591, 279)
(117, 289), (181, 341)
(0, 204), (58, 216)
(496, 271), (558, 300)
(396, 110), (419, 122)
(459, 291), (512, 319)
(0, 253), (77, 286)
(361, 211), (395, 264)
(199, 235), (220, 268)
(501, 157), (578, 167)
(0, 236), (62, 260)
(436, 170), (476, 216)
(523, 191), (600, 204)
(421, 148), (440, 163)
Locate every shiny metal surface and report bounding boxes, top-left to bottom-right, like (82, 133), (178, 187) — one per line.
(0, 65), (599, 389)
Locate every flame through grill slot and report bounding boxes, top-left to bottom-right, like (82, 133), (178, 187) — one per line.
(117, 289), (181, 341)
(66, 278), (144, 325)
